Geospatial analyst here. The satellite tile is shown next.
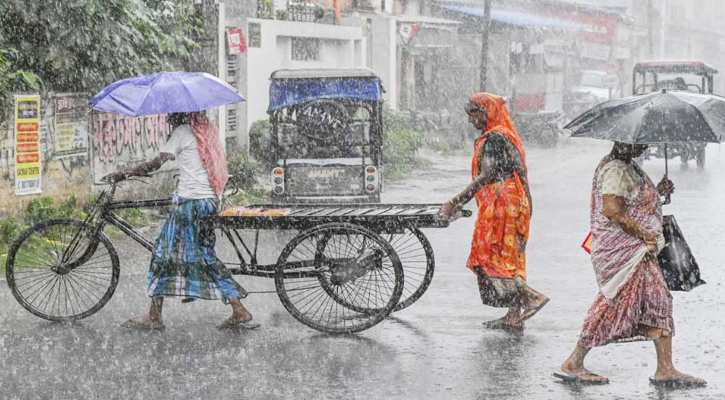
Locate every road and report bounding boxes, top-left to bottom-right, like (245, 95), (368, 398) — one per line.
(1, 138), (723, 399)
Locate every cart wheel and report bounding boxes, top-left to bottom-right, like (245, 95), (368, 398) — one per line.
(382, 227), (435, 312)
(275, 223), (403, 334)
(6, 219), (120, 322)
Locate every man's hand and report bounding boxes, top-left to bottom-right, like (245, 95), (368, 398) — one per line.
(657, 177), (675, 196)
(102, 171), (127, 183)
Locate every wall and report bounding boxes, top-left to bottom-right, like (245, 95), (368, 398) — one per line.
(90, 113), (178, 200)
(0, 94), (92, 217)
(244, 18), (367, 127)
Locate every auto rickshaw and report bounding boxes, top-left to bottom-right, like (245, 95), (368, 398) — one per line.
(633, 61), (718, 168)
(266, 68), (384, 203)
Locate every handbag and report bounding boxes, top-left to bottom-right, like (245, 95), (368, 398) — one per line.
(656, 215), (706, 292)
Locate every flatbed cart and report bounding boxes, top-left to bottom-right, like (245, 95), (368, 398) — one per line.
(5, 183), (470, 334)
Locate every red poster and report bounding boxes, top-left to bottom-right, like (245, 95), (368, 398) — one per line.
(227, 28), (247, 55)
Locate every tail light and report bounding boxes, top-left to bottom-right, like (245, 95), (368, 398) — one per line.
(272, 167), (284, 194)
(365, 165), (378, 193)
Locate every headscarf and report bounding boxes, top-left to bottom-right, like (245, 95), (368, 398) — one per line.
(189, 112), (229, 197)
(468, 92), (527, 168)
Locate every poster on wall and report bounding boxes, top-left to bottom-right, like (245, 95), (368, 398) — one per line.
(227, 28), (247, 55)
(53, 93), (89, 158)
(14, 95), (42, 195)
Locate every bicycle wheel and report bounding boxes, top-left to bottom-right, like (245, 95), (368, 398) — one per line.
(275, 223), (403, 334)
(383, 227), (435, 312)
(6, 219), (120, 322)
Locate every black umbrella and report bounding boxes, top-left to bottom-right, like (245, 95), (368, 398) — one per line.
(565, 89), (725, 143)
(565, 89), (725, 203)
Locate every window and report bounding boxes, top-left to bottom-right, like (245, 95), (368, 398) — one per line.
(291, 37), (320, 61)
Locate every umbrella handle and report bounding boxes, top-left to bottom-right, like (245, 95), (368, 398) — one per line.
(662, 143), (671, 205)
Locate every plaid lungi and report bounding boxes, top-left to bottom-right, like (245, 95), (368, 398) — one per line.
(147, 195), (248, 303)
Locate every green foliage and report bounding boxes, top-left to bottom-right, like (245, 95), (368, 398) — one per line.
(228, 155), (261, 194)
(25, 195), (87, 224)
(383, 107), (425, 180)
(275, 10), (288, 20)
(0, 0), (200, 99)
(249, 119), (276, 170)
(25, 197), (58, 224)
(0, 48), (42, 122)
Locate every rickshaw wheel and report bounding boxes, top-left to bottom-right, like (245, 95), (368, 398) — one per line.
(319, 227), (434, 313)
(275, 223), (403, 334)
(383, 227), (435, 312)
(6, 219), (120, 322)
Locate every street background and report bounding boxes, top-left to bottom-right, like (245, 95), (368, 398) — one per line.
(1, 138), (723, 399)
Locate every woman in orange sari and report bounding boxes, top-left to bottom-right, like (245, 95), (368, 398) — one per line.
(439, 93), (549, 330)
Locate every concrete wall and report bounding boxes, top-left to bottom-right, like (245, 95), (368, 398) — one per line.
(368, 15), (398, 109)
(245, 18), (367, 127)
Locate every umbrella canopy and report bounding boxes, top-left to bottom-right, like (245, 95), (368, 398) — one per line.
(565, 90), (725, 144)
(90, 71), (245, 117)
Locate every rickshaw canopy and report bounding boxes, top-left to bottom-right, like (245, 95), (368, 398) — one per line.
(267, 68), (384, 113)
(633, 61), (718, 76)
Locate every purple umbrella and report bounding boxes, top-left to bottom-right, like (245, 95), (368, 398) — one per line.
(90, 71), (245, 116)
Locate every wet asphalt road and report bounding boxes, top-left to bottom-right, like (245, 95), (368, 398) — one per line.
(1, 138), (724, 399)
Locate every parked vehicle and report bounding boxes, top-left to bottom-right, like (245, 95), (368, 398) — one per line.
(267, 69), (384, 203)
(632, 61), (718, 168)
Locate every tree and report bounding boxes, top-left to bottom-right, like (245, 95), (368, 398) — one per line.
(0, 0), (200, 97)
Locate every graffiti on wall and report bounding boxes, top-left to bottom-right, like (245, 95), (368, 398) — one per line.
(91, 113), (171, 164)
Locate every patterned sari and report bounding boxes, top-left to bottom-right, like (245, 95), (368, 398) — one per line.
(579, 157), (673, 348)
(465, 93), (531, 307)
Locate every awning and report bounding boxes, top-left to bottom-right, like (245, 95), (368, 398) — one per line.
(438, 5), (582, 30)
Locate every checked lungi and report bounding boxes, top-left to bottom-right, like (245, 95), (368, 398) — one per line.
(147, 195), (247, 303)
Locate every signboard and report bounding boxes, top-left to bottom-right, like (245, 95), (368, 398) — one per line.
(14, 95), (42, 195)
(247, 23), (261, 48)
(53, 93), (89, 158)
(398, 24), (420, 44)
(226, 28), (247, 55)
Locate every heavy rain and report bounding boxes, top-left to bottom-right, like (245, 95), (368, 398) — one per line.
(0, 0), (723, 398)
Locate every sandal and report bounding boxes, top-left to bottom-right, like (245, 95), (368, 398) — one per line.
(217, 317), (261, 331)
(649, 374), (706, 389)
(514, 297), (550, 324)
(121, 318), (166, 331)
(482, 318), (524, 331)
(553, 369), (609, 385)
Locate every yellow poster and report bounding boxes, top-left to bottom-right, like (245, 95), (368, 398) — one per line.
(15, 95), (42, 195)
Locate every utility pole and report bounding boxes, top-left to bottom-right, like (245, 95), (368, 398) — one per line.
(479, 0), (491, 91)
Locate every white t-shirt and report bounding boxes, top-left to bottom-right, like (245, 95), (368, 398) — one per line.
(159, 124), (216, 199)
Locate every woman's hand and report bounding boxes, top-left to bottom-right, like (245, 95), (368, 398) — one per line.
(643, 231), (659, 253)
(657, 177), (675, 196)
(438, 200), (461, 221)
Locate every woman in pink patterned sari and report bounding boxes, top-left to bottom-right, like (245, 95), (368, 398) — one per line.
(556, 142), (705, 387)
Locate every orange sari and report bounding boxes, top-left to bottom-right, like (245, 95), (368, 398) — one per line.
(465, 93), (530, 280)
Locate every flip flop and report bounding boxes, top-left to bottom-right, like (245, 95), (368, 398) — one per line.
(649, 375), (707, 389)
(121, 319), (166, 331)
(514, 297), (550, 324)
(217, 318), (261, 331)
(553, 370), (609, 385)
(482, 319), (524, 331)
